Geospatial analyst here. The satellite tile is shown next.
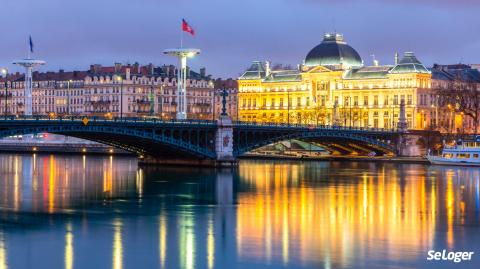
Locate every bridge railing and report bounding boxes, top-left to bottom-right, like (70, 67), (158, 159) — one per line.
(0, 115), (217, 126)
(232, 120), (398, 133)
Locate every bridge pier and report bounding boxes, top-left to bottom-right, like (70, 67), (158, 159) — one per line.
(214, 115), (237, 167)
(397, 133), (422, 157)
(396, 100), (422, 157)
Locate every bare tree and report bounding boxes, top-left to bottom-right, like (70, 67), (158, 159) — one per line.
(437, 74), (480, 134)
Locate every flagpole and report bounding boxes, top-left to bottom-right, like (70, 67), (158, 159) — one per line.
(180, 26), (183, 48)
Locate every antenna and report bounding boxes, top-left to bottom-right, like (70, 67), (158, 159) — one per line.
(370, 54), (379, 66)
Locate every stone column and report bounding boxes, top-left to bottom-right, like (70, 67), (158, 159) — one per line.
(396, 100), (422, 156)
(397, 99), (408, 132)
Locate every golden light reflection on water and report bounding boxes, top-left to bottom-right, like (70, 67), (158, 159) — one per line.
(234, 162), (473, 267)
(159, 212), (167, 269)
(113, 219), (123, 269)
(0, 155), (137, 213)
(0, 231), (7, 269)
(65, 223), (74, 269)
(207, 214), (214, 269)
(179, 212), (195, 269)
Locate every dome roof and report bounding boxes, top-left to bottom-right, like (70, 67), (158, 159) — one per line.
(304, 33), (363, 68)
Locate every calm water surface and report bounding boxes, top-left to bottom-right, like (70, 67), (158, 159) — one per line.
(0, 154), (479, 269)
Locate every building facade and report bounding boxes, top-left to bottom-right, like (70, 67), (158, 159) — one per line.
(213, 78), (238, 120)
(0, 63), (215, 120)
(238, 33), (434, 130)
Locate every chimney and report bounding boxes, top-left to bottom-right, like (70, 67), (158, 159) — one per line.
(186, 66), (191, 78)
(265, 61), (271, 76)
(200, 67), (206, 78)
(147, 63), (154, 75)
(126, 68), (131, 81)
(133, 62), (140, 74)
(394, 52), (399, 65)
(114, 62), (122, 73)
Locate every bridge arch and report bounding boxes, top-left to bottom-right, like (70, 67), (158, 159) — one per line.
(0, 124), (217, 159)
(234, 128), (397, 156)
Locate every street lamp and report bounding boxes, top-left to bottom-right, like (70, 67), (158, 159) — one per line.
(117, 76), (123, 118)
(67, 79), (73, 116)
(1, 68), (7, 117)
(287, 89), (290, 126)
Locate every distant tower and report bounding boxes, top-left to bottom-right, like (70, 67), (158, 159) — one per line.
(13, 39), (45, 116)
(394, 52), (399, 65)
(163, 48), (200, 120)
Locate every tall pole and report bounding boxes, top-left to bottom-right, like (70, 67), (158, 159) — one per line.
(121, 78), (124, 118)
(67, 80), (72, 115)
(287, 89), (290, 126)
(2, 69), (7, 118)
(117, 76), (123, 118)
(349, 96), (352, 127)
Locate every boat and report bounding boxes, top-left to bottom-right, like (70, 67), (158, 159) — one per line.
(427, 137), (480, 166)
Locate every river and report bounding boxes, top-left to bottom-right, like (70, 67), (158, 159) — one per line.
(0, 154), (478, 269)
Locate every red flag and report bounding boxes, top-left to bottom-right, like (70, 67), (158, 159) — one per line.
(182, 19), (195, 36)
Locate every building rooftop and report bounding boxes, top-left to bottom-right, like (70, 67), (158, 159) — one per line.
(304, 33), (363, 68)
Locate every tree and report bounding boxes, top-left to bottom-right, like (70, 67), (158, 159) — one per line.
(437, 74), (480, 134)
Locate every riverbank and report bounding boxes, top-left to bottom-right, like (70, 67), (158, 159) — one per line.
(240, 152), (429, 164)
(0, 142), (132, 155)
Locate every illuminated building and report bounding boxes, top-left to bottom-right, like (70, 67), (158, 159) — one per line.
(0, 63), (214, 119)
(238, 33), (434, 129)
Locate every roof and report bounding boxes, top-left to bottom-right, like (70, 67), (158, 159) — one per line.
(239, 61), (266, 80)
(263, 70), (301, 82)
(431, 64), (480, 82)
(390, 52), (430, 74)
(304, 33), (363, 68)
(344, 66), (392, 79)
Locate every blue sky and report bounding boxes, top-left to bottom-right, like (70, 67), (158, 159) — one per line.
(1, 0), (479, 78)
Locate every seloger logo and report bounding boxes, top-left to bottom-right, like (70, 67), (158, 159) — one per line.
(427, 250), (474, 263)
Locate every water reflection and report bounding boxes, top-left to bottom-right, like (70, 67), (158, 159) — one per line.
(65, 223), (73, 269)
(0, 231), (7, 269)
(0, 155), (479, 269)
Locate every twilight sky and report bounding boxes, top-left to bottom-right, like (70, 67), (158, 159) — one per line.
(1, 0), (479, 78)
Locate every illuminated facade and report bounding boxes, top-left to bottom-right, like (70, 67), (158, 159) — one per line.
(0, 63), (215, 119)
(238, 33), (434, 129)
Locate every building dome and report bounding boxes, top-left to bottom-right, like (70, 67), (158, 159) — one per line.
(304, 33), (363, 68)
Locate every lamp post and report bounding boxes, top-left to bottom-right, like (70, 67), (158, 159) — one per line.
(67, 79), (72, 116)
(1, 68), (7, 117)
(117, 76), (123, 118)
(287, 89), (290, 126)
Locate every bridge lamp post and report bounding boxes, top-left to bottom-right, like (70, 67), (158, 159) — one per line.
(1, 68), (7, 117)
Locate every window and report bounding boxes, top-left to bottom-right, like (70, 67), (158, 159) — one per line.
(456, 153), (470, 159)
(474, 154), (479, 159)
(297, 97), (301, 106)
(374, 95), (378, 106)
(363, 96), (368, 106)
(280, 98), (284, 107)
(354, 96), (359, 106)
(393, 95), (398, 105)
(384, 96), (389, 106)
(443, 153), (453, 159)
(271, 98), (275, 107)
(407, 95), (413, 105)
